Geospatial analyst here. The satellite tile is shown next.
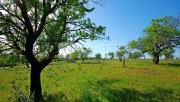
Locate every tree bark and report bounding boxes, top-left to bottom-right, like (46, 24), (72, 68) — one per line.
(26, 61), (30, 68)
(119, 57), (122, 62)
(82, 59), (84, 63)
(153, 53), (159, 64)
(30, 65), (43, 102)
(123, 57), (125, 67)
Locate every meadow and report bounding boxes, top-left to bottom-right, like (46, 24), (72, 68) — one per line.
(0, 59), (180, 102)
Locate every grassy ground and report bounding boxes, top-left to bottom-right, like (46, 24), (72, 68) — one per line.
(0, 59), (180, 102)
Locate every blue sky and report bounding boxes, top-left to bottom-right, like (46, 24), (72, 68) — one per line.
(79, 0), (180, 58)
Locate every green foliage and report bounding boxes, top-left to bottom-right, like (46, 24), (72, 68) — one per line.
(143, 16), (180, 54)
(0, 54), (19, 67)
(116, 46), (128, 60)
(161, 48), (175, 59)
(116, 46), (128, 57)
(78, 48), (92, 63)
(129, 51), (142, 59)
(69, 50), (80, 61)
(95, 53), (101, 59)
(108, 52), (115, 59)
(116, 46), (128, 67)
(128, 37), (147, 53)
(19, 55), (28, 64)
(0, 0), (106, 67)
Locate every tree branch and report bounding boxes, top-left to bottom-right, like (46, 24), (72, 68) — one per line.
(32, 0), (61, 43)
(0, 48), (12, 53)
(14, 0), (34, 35)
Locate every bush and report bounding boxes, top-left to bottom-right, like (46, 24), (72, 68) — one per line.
(0, 54), (19, 67)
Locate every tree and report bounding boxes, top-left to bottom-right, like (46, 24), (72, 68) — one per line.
(104, 53), (108, 60)
(0, 0), (106, 101)
(128, 16), (180, 64)
(116, 51), (123, 62)
(128, 38), (146, 59)
(108, 52), (114, 59)
(69, 50), (79, 62)
(161, 48), (175, 59)
(95, 53), (101, 59)
(128, 51), (142, 59)
(116, 46), (128, 67)
(143, 16), (180, 64)
(79, 48), (92, 63)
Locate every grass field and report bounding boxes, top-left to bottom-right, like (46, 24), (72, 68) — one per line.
(0, 59), (180, 102)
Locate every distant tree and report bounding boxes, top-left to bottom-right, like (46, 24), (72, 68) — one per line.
(69, 50), (80, 62)
(79, 48), (92, 63)
(128, 51), (142, 59)
(128, 38), (146, 59)
(161, 48), (175, 59)
(129, 16), (180, 64)
(104, 53), (108, 60)
(0, 53), (19, 67)
(116, 46), (128, 67)
(108, 52), (115, 59)
(95, 53), (101, 59)
(116, 51), (123, 62)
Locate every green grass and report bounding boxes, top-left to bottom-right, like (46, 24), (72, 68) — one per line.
(0, 59), (180, 102)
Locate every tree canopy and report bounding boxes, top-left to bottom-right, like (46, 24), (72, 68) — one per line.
(0, 0), (106, 65)
(108, 52), (114, 59)
(79, 47), (92, 63)
(116, 45), (128, 67)
(95, 53), (101, 59)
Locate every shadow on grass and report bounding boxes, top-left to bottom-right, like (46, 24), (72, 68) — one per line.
(83, 61), (101, 64)
(99, 87), (176, 102)
(159, 63), (180, 67)
(41, 79), (179, 102)
(43, 92), (66, 102)
(12, 79), (179, 102)
(76, 79), (178, 102)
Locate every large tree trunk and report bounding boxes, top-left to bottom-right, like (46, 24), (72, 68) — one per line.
(30, 65), (43, 102)
(153, 53), (159, 64)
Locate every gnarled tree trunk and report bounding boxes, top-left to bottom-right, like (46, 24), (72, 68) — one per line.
(25, 43), (58, 102)
(152, 53), (159, 64)
(30, 65), (43, 102)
